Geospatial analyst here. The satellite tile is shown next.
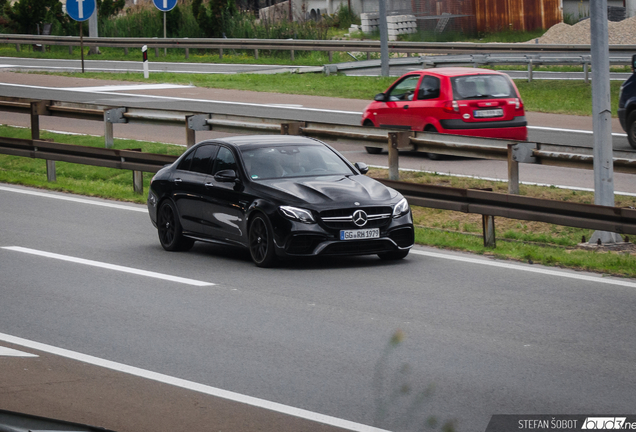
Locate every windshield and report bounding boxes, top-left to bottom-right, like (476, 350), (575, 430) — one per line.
(451, 74), (516, 100)
(240, 144), (355, 180)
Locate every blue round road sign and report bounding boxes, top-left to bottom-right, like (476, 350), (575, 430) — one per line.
(66, 0), (96, 21)
(153, 0), (177, 12)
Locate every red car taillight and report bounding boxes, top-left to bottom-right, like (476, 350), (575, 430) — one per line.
(443, 100), (459, 113)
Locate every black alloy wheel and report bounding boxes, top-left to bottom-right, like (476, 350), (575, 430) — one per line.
(628, 111), (636, 149)
(248, 214), (277, 267)
(157, 200), (194, 252)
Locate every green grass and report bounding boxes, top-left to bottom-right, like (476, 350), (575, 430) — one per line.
(0, 125), (185, 203)
(415, 227), (636, 278)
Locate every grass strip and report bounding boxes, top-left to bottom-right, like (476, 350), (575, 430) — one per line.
(1, 125), (634, 277)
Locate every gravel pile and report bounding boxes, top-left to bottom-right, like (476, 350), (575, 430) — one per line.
(532, 16), (636, 44)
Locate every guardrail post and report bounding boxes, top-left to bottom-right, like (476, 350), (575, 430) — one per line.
(219, 48), (223, 59)
(30, 101), (49, 140)
(186, 114), (211, 148)
(281, 122), (305, 135)
(133, 170), (143, 194)
(254, 49), (258, 60)
(584, 61), (589, 84)
(388, 131), (410, 181)
(68, 45), (73, 54)
(290, 50), (294, 61)
(482, 215), (496, 248)
(104, 108), (127, 149)
(528, 58), (533, 83)
(124, 47), (128, 56)
(46, 160), (57, 182)
(328, 51), (333, 62)
(16, 44), (20, 52)
(185, 47), (189, 59)
(507, 143), (520, 195)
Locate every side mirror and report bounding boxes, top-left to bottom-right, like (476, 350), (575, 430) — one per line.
(632, 54), (636, 71)
(354, 162), (369, 174)
(214, 169), (238, 183)
(374, 93), (387, 102)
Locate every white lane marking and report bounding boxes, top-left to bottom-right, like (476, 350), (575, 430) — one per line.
(410, 249), (636, 288)
(57, 84), (194, 92)
(0, 83), (362, 115)
(0, 332), (389, 432)
(528, 125), (628, 137)
(0, 185), (148, 212)
(2, 247), (214, 287)
(0, 346), (38, 357)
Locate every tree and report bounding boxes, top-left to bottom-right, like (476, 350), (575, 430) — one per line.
(96, 0), (125, 20)
(3, 0), (69, 34)
(192, 0), (236, 38)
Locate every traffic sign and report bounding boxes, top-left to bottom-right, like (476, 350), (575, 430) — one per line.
(152, 0), (177, 12)
(66, 0), (96, 22)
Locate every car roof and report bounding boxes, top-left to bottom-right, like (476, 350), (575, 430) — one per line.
(201, 135), (321, 147)
(407, 67), (505, 77)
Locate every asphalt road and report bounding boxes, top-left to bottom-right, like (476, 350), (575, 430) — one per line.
(1, 183), (636, 432)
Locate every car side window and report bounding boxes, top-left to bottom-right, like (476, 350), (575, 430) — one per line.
(212, 146), (238, 174)
(189, 145), (218, 174)
(417, 75), (441, 100)
(177, 149), (195, 171)
(387, 75), (421, 101)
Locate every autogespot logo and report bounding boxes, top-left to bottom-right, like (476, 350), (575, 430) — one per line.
(352, 210), (368, 227)
(582, 418), (629, 429)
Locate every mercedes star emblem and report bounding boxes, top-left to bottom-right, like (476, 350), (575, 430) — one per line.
(352, 209), (368, 227)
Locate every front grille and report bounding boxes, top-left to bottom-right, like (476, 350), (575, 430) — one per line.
(286, 234), (326, 255)
(389, 227), (414, 248)
(319, 207), (392, 230)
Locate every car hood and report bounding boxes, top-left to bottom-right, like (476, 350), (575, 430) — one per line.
(259, 175), (397, 206)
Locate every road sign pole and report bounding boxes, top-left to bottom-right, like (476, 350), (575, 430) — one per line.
(589, 0), (622, 244)
(379, 0), (389, 77)
(80, 22), (85, 73)
(164, 12), (167, 56)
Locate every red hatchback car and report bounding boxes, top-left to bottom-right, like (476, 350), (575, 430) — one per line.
(361, 67), (527, 154)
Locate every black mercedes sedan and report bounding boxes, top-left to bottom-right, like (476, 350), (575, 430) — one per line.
(147, 135), (414, 267)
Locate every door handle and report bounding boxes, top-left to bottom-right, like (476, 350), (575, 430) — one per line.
(403, 105), (409, 109)
(204, 182), (214, 188)
(173, 178), (182, 184)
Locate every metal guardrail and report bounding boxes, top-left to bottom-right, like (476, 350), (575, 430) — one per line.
(1, 134), (634, 246)
(2, 33), (636, 61)
(378, 179), (636, 242)
(1, 96), (635, 193)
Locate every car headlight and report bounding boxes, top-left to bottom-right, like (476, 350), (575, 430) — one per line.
(279, 206), (316, 224)
(392, 198), (410, 218)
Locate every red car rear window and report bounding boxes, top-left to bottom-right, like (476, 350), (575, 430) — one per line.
(450, 74), (517, 100)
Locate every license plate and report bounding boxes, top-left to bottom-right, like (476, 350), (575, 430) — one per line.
(474, 108), (503, 118)
(340, 228), (380, 240)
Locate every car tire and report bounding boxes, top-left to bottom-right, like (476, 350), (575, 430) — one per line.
(378, 249), (410, 260)
(628, 110), (636, 149)
(157, 200), (194, 252)
(249, 213), (277, 268)
(363, 120), (383, 154)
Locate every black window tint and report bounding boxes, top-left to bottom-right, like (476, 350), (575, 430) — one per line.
(418, 75), (440, 100)
(212, 147), (238, 174)
(177, 149), (194, 171)
(190, 145), (217, 174)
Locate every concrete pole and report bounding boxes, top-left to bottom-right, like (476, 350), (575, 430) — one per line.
(627, 0), (636, 18)
(88, 8), (99, 55)
(589, 0), (622, 244)
(379, 0), (389, 77)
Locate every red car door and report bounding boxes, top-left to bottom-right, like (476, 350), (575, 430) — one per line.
(374, 74), (422, 129)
